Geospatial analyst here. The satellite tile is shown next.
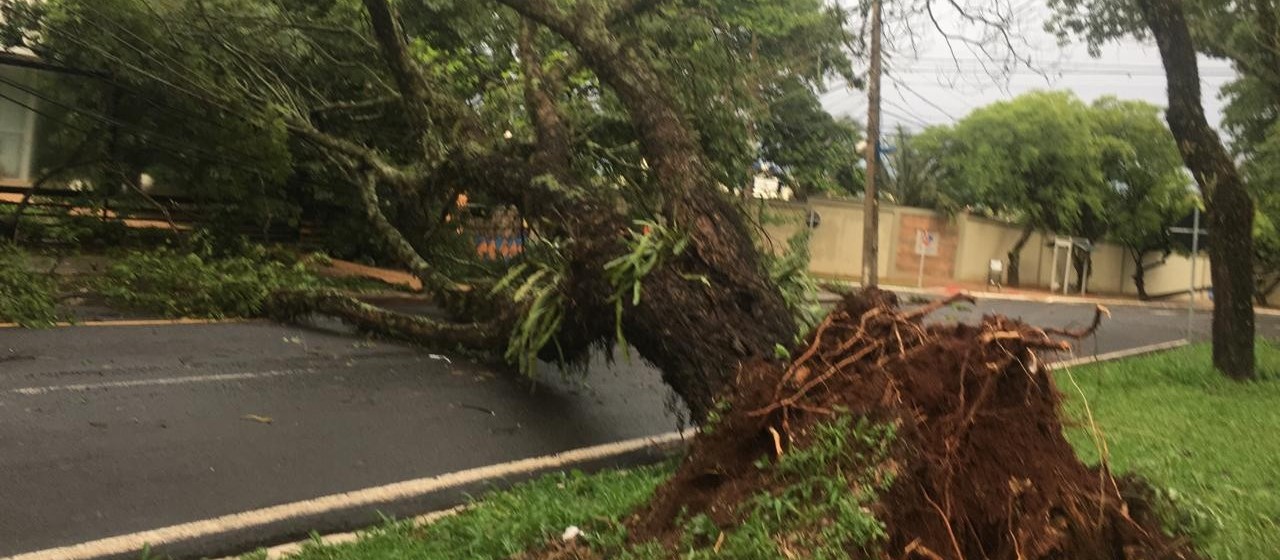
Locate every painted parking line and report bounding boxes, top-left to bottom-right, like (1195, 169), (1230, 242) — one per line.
(8, 369), (315, 396)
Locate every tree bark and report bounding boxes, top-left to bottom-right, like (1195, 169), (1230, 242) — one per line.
(1136, 0), (1256, 379)
(497, 0), (797, 420)
(267, 289), (505, 350)
(1130, 250), (1150, 301)
(1260, 276), (1280, 306)
(1006, 225), (1034, 287)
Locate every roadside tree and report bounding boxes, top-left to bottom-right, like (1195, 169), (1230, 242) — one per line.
(1049, 0), (1261, 378)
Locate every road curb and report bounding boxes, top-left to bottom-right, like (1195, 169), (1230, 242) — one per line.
(1050, 339), (1190, 370)
(9, 430), (694, 560)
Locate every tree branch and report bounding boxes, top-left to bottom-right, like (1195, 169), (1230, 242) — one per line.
(606, 0), (672, 26)
(268, 288), (505, 350)
(285, 115), (421, 191)
(360, 0), (436, 127)
(518, 19), (573, 176)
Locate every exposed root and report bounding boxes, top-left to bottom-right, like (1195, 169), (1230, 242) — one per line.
(626, 288), (1202, 560)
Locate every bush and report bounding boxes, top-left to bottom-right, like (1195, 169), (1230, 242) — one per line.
(99, 243), (323, 319)
(0, 243), (59, 327)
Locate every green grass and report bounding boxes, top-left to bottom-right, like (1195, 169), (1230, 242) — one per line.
(1058, 341), (1280, 560)
(665, 416), (893, 560)
(0, 242), (59, 327)
(241, 464), (673, 560)
(249, 416), (896, 560)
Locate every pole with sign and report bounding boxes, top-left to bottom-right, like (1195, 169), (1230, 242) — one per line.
(1169, 207), (1206, 340)
(915, 230), (939, 288)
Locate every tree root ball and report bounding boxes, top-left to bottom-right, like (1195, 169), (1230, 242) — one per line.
(620, 289), (1201, 559)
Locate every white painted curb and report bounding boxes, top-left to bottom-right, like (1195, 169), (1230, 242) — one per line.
(8, 430), (695, 560)
(1050, 339), (1190, 369)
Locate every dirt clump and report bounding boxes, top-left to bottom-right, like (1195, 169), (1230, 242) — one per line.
(624, 289), (1201, 559)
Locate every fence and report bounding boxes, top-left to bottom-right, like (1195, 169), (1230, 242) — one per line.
(763, 198), (1270, 304)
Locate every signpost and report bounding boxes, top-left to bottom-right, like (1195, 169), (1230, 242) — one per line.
(1169, 207), (1207, 340)
(915, 229), (938, 288)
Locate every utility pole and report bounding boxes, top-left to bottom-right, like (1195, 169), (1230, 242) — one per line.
(862, 0), (883, 287)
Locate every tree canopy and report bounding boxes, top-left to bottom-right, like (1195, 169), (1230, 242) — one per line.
(0, 0), (868, 419)
(915, 91), (1108, 285)
(914, 91), (1190, 290)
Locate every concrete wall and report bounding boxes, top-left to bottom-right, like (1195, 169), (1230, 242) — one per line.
(765, 198), (1231, 303)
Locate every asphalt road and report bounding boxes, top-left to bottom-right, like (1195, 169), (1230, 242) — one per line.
(1, 299), (1276, 558)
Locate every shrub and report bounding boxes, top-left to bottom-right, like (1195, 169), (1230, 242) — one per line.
(0, 243), (59, 327)
(98, 244), (322, 319)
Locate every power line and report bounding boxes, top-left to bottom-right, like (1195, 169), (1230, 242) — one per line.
(883, 70), (958, 120)
(0, 72), (272, 170)
(0, 76), (279, 179)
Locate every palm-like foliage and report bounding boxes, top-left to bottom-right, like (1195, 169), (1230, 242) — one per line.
(878, 126), (958, 215)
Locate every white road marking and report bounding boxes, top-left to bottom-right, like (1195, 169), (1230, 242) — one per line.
(9, 429), (695, 560)
(8, 369), (315, 396)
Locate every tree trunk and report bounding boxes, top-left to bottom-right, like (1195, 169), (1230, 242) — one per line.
(1137, 0), (1256, 380)
(1006, 225), (1033, 287)
(1260, 276), (1280, 306)
(1130, 249), (1150, 301)
(497, 0), (797, 419)
(1072, 251), (1092, 293)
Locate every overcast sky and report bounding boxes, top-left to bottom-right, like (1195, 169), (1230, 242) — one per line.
(820, 2), (1237, 132)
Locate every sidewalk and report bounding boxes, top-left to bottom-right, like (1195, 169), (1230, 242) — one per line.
(822, 280), (1280, 318)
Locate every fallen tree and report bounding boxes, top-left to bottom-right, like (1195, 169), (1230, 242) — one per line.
(2, 0), (858, 419)
(524, 291), (1203, 559)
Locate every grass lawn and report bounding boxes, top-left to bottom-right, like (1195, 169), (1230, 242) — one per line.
(246, 341), (1280, 560)
(1058, 340), (1280, 560)
(241, 464), (675, 560)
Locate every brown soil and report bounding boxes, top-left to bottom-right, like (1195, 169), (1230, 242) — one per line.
(616, 289), (1202, 559)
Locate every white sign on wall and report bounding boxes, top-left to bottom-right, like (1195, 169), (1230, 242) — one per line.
(915, 230), (939, 257)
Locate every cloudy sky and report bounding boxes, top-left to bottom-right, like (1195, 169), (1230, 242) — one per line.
(820, 2), (1237, 132)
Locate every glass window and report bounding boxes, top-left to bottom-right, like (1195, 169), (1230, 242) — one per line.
(0, 65), (35, 182)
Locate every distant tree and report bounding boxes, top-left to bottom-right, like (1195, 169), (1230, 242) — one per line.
(757, 77), (863, 197)
(1246, 136), (1280, 305)
(921, 91), (1109, 286)
(1090, 97), (1194, 300)
(878, 125), (957, 214)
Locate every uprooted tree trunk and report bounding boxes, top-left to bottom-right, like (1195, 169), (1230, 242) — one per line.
(1137, 0), (1256, 380)
(497, 0), (798, 419)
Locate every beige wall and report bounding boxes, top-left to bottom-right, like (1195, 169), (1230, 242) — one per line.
(1121, 253), (1213, 300)
(778, 198), (894, 280)
(765, 198), (1239, 304)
